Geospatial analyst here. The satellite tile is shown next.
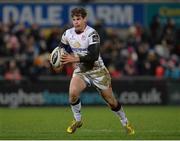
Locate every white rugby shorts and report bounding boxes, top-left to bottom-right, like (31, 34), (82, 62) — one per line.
(73, 67), (111, 91)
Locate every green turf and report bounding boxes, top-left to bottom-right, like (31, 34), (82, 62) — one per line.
(0, 106), (180, 140)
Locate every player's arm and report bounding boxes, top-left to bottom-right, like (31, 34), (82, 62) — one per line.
(61, 43), (100, 64)
(79, 43), (100, 63)
(79, 31), (100, 63)
(59, 42), (73, 54)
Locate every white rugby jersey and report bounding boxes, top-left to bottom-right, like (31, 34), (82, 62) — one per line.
(61, 25), (106, 72)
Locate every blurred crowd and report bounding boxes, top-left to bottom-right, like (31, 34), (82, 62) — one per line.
(99, 16), (180, 79)
(0, 15), (180, 81)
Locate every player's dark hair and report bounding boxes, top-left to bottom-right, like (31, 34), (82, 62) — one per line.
(71, 7), (87, 18)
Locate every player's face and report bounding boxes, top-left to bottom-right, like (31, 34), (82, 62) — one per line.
(72, 15), (86, 32)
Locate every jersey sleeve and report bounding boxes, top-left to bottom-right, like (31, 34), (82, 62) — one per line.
(59, 30), (72, 53)
(88, 31), (100, 45)
(61, 31), (68, 45)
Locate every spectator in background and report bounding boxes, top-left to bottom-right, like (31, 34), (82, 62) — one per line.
(155, 64), (165, 78)
(123, 47), (138, 76)
(20, 35), (39, 80)
(149, 15), (163, 46)
(30, 23), (41, 42)
(140, 50), (158, 76)
(172, 28), (180, 56)
(4, 60), (22, 81)
(162, 18), (176, 46)
(46, 27), (61, 52)
(164, 56), (180, 79)
(6, 34), (20, 56)
(94, 19), (108, 45)
(136, 42), (149, 75)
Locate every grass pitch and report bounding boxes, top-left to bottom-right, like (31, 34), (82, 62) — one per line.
(0, 106), (180, 140)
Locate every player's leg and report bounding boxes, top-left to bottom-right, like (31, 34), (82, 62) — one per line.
(69, 75), (86, 121)
(67, 75), (86, 134)
(100, 87), (128, 125)
(100, 87), (135, 135)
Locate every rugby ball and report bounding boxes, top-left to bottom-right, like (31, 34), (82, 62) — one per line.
(50, 47), (63, 68)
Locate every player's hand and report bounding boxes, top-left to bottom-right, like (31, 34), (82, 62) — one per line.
(49, 63), (64, 73)
(61, 53), (80, 64)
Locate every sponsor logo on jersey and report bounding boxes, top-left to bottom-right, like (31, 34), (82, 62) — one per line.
(73, 42), (81, 48)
